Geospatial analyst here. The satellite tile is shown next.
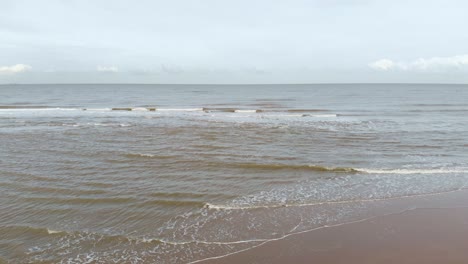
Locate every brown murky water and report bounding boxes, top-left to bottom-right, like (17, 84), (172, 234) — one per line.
(1, 84), (468, 263)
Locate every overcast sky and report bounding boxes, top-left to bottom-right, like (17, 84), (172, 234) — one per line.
(1, 0), (468, 83)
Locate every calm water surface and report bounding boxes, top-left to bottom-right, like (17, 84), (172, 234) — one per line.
(1, 84), (467, 263)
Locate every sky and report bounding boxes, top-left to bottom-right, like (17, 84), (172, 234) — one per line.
(1, 0), (468, 84)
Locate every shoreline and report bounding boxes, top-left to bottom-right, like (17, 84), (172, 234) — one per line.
(199, 189), (468, 264)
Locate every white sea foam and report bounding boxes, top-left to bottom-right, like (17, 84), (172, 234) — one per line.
(203, 187), (467, 211)
(83, 108), (112, 111)
(131, 153), (156, 158)
(156, 108), (204, 112)
(319, 114), (337, 117)
(265, 113), (337, 118)
(47, 229), (64, 234)
(0, 107), (341, 121)
(0, 108), (81, 112)
(234, 109), (258, 113)
(131, 107), (149, 111)
(357, 168), (468, 174)
(267, 114), (304, 117)
(304, 114), (337, 118)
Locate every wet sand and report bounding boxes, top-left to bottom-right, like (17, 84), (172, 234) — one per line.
(201, 191), (468, 264)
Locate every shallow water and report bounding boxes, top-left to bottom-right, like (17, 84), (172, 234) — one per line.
(1, 84), (468, 263)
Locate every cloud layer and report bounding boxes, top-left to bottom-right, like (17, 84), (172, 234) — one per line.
(0, 64), (32, 74)
(1, 1), (468, 83)
(369, 55), (468, 72)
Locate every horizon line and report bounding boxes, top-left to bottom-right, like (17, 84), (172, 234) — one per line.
(1, 82), (467, 86)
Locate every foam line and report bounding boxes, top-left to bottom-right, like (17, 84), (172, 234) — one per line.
(204, 187), (468, 211)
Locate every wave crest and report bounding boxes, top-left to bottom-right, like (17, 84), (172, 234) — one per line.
(235, 163), (359, 173)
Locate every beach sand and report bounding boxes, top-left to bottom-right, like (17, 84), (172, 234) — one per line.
(201, 190), (468, 264)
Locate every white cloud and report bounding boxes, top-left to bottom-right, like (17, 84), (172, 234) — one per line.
(409, 55), (468, 71)
(97, 65), (119, 72)
(369, 59), (395, 71)
(369, 55), (468, 72)
(0, 64), (32, 74)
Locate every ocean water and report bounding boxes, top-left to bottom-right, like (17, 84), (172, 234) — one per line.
(1, 84), (468, 263)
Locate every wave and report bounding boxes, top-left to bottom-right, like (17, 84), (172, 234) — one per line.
(81, 108), (112, 111)
(287, 109), (329, 112)
(216, 162), (468, 175)
(156, 108), (204, 112)
(130, 107), (150, 111)
(358, 168), (468, 174)
(60, 122), (131, 127)
(234, 163), (359, 173)
(10, 187), (468, 263)
(110, 107), (154, 111)
(301, 114), (337, 117)
(234, 109), (259, 113)
(235, 163), (468, 174)
(126, 153), (157, 158)
(0, 106), (339, 118)
(0, 225), (266, 251)
(47, 229), (65, 234)
(124, 153), (177, 159)
(0, 224), (263, 252)
(140, 199), (206, 207)
(0, 107), (81, 112)
(254, 113), (337, 118)
(0, 225), (66, 236)
(204, 187), (467, 210)
(202, 108), (262, 113)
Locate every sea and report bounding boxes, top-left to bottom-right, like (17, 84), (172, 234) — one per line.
(1, 84), (467, 263)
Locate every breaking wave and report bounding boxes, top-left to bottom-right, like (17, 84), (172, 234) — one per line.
(233, 163), (359, 173)
(228, 163), (468, 175)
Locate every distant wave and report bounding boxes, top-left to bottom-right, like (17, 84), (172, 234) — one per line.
(287, 109), (329, 112)
(130, 107), (149, 111)
(234, 109), (259, 113)
(0, 105), (54, 109)
(125, 153), (159, 158)
(0, 107), (81, 111)
(301, 114), (337, 117)
(0, 106), (338, 117)
(81, 108), (112, 111)
(124, 153), (178, 159)
(156, 108), (204, 112)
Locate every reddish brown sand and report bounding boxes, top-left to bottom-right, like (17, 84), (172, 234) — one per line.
(201, 194), (468, 264)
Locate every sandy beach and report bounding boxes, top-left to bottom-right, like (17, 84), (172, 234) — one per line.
(201, 190), (468, 264)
